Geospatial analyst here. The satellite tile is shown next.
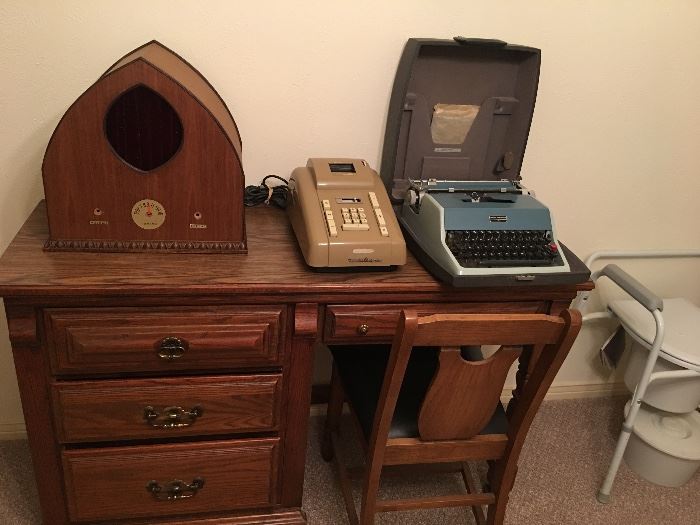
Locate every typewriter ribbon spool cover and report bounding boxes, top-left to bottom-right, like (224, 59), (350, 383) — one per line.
(42, 41), (246, 253)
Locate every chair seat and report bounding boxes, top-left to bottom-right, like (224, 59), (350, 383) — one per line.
(331, 344), (509, 440)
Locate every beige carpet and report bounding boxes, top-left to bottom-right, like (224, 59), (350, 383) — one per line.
(0, 398), (698, 524)
(303, 397), (700, 524)
(0, 439), (40, 524)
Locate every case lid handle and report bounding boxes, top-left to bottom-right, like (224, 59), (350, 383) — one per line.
(453, 36), (507, 47)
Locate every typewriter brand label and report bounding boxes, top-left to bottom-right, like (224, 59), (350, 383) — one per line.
(434, 147), (461, 153)
(189, 223), (207, 229)
(489, 215), (508, 222)
(348, 257), (381, 263)
(89, 220), (109, 225)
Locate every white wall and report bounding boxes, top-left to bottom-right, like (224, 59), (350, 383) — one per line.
(1, 1), (699, 436)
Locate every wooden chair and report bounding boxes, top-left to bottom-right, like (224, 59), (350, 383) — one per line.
(321, 309), (582, 525)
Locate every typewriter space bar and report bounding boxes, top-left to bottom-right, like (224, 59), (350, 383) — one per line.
(476, 258), (553, 267)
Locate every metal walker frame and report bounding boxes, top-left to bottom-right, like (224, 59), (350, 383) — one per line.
(572, 249), (700, 502)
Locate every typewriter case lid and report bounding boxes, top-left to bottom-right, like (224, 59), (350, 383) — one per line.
(380, 37), (540, 200)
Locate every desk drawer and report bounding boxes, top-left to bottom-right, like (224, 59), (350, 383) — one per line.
(62, 438), (278, 522)
(324, 302), (545, 343)
(52, 374), (281, 443)
(45, 306), (286, 375)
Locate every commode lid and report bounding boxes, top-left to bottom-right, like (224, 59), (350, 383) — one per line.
(609, 298), (700, 371)
(625, 401), (700, 461)
(380, 37), (541, 202)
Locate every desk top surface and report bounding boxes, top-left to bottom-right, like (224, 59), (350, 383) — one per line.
(0, 202), (591, 299)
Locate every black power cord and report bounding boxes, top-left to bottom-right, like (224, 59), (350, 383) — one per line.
(244, 175), (289, 209)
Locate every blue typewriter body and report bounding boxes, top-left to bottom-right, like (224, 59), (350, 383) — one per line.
(399, 180), (569, 286)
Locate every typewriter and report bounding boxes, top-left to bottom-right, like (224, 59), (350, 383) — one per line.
(379, 37), (588, 287)
(400, 179), (569, 286)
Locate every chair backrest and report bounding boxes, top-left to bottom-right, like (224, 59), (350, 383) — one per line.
(369, 310), (582, 449)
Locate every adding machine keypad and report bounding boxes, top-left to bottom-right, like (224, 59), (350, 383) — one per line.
(323, 193), (390, 235)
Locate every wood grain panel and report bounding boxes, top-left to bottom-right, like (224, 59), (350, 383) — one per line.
(45, 306), (285, 374)
(324, 302), (546, 343)
(412, 313), (565, 346)
(121, 509), (307, 524)
(418, 346), (521, 440)
(383, 435), (509, 465)
(280, 304), (318, 507)
(52, 374), (281, 442)
(4, 303), (39, 347)
(8, 340), (70, 525)
(42, 47), (246, 252)
(0, 203), (592, 298)
(62, 438), (279, 522)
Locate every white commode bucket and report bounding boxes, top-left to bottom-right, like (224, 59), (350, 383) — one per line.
(624, 402), (700, 487)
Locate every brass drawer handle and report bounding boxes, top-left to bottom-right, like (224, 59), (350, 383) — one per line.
(156, 336), (188, 360)
(144, 405), (203, 428)
(146, 477), (205, 500)
(357, 323), (369, 335)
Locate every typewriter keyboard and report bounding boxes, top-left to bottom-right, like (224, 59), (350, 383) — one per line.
(445, 230), (562, 268)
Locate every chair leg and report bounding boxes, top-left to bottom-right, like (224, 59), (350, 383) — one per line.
(330, 432), (360, 525)
(359, 461), (382, 525)
(486, 460), (518, 525)
(461, 462), (486, 525)
(322, 363), (344, 462)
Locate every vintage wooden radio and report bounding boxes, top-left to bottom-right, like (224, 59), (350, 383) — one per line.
(42, 41), (246, 253)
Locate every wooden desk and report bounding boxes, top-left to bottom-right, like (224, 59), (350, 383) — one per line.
(0, 202), (591, 524)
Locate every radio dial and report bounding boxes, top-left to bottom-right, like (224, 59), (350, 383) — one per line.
(132, 199), (166, 230)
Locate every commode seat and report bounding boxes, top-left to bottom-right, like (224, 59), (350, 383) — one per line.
(610, 298), (700, 414)
(609, 298), (700, 372)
